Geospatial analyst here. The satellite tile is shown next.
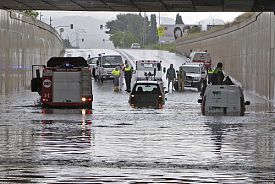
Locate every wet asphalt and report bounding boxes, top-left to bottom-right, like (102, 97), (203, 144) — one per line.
(0, 49), (274, 183)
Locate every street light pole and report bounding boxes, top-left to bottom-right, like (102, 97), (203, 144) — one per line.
(122, 31), (125, 48)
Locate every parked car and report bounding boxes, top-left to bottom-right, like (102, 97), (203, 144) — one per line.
(131, 43), (141, 49)
(198, 85), (250, 116)
(129, 81), (166, 108)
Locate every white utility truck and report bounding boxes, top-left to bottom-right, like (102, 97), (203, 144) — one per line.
(94, 53), (123, 83)
(135, 59), (163, 81)
(31, 57), (93, 108)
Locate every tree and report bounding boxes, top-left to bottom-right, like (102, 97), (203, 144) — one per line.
(104, 13), (157, 47)
(150, 14), (158, 44)
(20, 10), (39, 19)
(109, 31), (139, 48)
(175, 13), (184, 24)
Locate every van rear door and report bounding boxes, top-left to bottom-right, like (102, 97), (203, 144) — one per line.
(205, 86), (228, 114)
(226, 86), (241, 114)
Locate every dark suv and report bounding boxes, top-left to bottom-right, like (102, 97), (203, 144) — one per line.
(129, 81), (166, 108)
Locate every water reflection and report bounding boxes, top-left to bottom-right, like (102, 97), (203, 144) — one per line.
(41, 108), (93, 115)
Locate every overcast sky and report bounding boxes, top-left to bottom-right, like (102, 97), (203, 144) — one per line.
(39, 11), (243, 25)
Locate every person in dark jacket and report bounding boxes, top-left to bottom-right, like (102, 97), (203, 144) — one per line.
(166, 64), (176, 92)
(211, 62), (225, 85)
(124, 64), (133, 92)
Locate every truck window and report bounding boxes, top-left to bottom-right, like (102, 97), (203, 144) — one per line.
(102, 56), (122, 67)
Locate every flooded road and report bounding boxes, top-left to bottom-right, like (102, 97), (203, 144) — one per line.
(0, 49), (274, 183)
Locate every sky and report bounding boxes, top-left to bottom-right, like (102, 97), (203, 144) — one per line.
(38, 11), (243, 25)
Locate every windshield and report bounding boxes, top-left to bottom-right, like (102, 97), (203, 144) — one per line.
(192, 52), (210, 61)
(102, 56), (123, 67)
(87, 57), (98, 65)
(183, 66), (201, 74)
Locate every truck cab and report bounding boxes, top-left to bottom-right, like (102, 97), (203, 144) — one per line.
(94, 53), (123, 83)
(135, 60), (163, 81)
(31, 57), (93, 108)
(190, 51), (211, 70)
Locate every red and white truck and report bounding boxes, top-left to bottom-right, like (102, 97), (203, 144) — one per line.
(31, 57), (93, 108)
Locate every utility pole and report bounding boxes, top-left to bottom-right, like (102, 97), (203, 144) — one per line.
(143, 12), (146, 47)
(50, 17), (52, 26)
(39, 13), (43, 21)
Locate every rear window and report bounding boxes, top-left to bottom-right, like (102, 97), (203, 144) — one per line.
(134, 84), (160, 93)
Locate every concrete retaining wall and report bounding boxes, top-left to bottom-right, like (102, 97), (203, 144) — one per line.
(0, 10), (64, 94)
(176, 12), (275, 101)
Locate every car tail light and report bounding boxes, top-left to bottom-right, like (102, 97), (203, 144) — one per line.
(81, 97), (87, 102)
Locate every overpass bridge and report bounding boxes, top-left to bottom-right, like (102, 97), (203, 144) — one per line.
(0, 0), (274, 12)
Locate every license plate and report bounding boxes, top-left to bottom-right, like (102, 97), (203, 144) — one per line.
(209, 107), (224, 112)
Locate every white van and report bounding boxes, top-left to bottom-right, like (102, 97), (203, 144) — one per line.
(198, 85), (250, 116)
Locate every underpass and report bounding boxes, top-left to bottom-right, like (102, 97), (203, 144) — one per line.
(0, 49), (274, 183)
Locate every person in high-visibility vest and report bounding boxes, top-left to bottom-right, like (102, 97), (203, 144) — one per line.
(111, 67), (121, 92)
(207, 68), (214, 84)
(124, 64), (133, 92)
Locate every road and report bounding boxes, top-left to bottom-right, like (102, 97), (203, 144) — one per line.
(0, 49), (274, 183)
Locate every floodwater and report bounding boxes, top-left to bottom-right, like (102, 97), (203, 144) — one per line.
(0, 49), (274, 183)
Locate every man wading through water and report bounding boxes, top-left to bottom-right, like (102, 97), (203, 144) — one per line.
(166, 64), (176, 92)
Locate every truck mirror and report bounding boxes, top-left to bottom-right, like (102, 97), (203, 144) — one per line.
(70, 24), (73, 29)
(198, 99), (202, 103)
(163, 67), (166, 73)
(245, 101), (250, 105)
